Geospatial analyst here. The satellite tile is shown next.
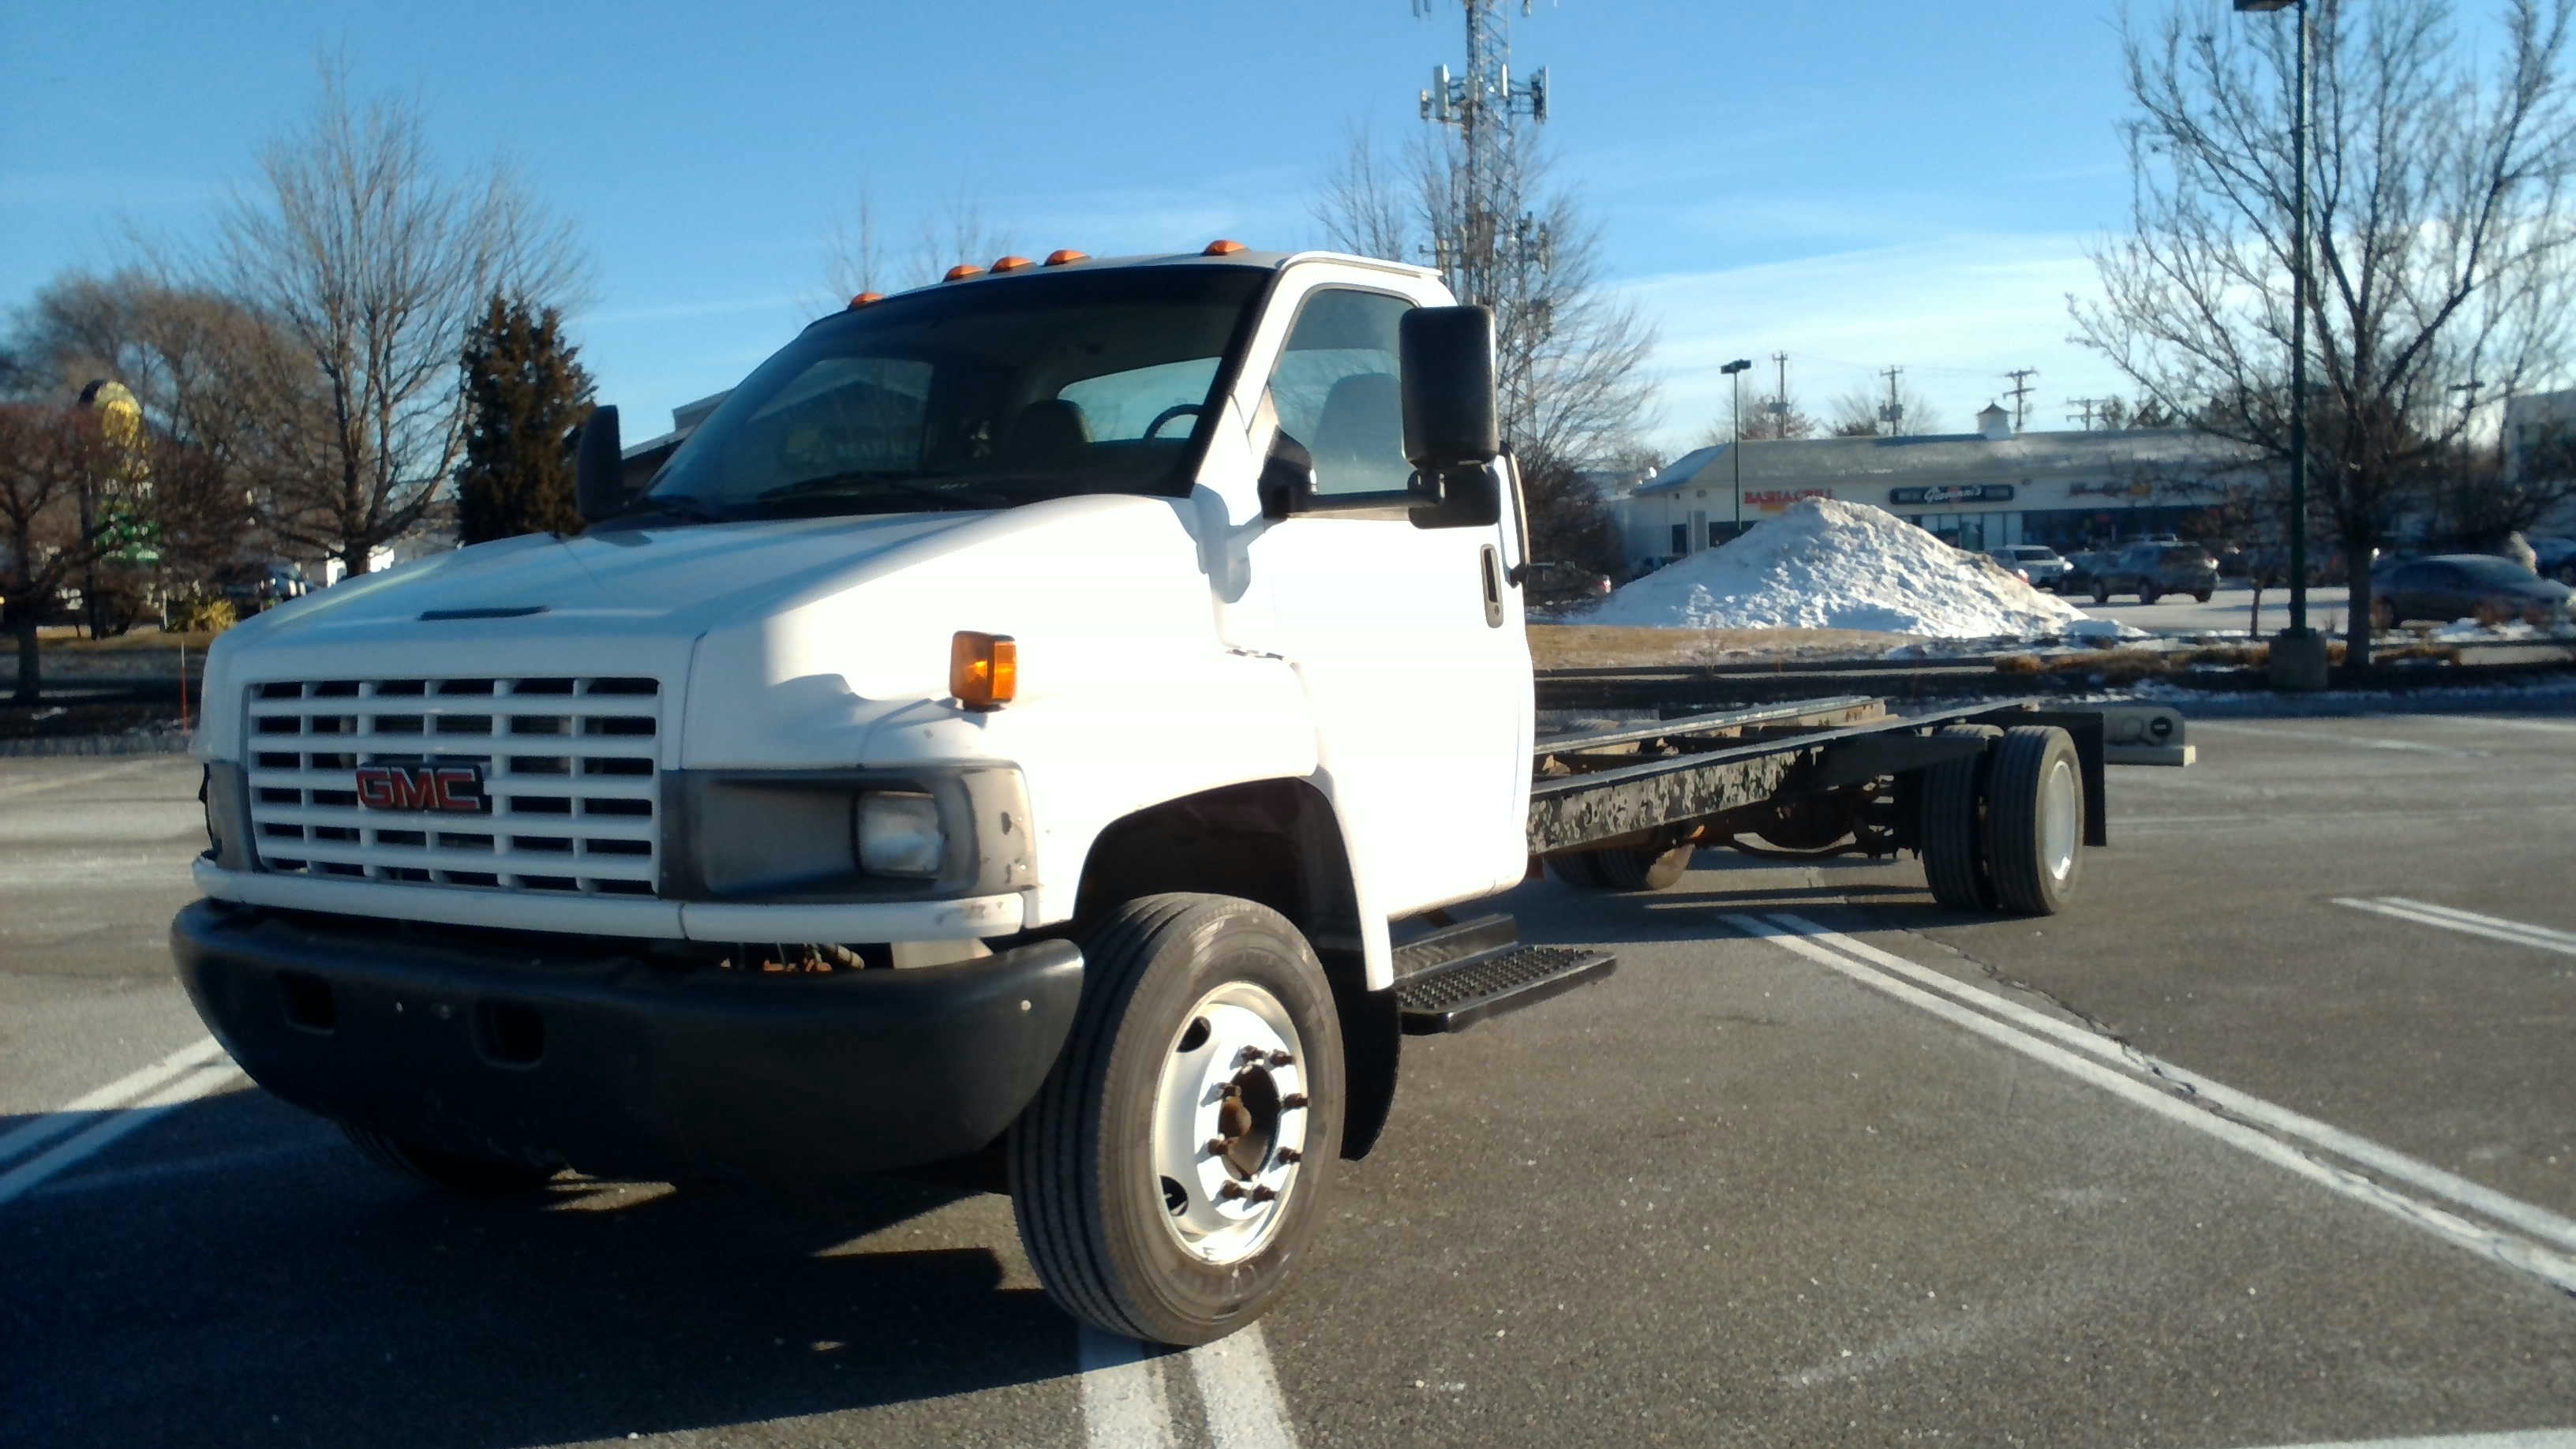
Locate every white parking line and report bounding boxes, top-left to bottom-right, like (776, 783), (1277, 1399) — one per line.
(0, 1035), (227, 1168)
(2333, 898), (2576, 959)
(1762, 914), (2576, 1255)
(0, 1061), (245, 1208)
(1077, 1327), (1174, 1449)
(2223, 1433), (2576, 1449)
(1188, 1322), (1300, 1449)
(1725, 914), (2576, 1295)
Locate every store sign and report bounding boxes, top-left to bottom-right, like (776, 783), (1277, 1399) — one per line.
(1743, 489), (1833, 511)
(2069, 479), (2155, 500)
(1889, 484), (2016, 506)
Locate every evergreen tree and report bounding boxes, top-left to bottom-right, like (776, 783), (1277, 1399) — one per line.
(455, 293), (593, 545)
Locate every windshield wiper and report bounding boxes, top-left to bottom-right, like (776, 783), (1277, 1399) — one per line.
(609, 492), (726, 526)
(754, 472), (1009, 511)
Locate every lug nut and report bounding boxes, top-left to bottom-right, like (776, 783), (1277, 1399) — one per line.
(1219, 1082), (1241, 1099)
(1205, 1137), (1231, 1156)
(1216, 1181), (1247, 1200)
(1236, 1046), (1265, 1066)
(1281, 1093), (1309, 1110)
(1275, 1148), (1302, 1165)
(1266, 1050), (1294, 1067)
(1248, 1185), (1279, 1204)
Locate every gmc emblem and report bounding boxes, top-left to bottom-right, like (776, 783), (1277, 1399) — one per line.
(354, 762), (488, 814)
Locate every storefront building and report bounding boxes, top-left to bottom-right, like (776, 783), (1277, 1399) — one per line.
(1617, 408), (2269, 576)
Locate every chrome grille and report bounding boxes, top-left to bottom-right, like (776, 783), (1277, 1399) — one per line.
(244, 676), (664, 897)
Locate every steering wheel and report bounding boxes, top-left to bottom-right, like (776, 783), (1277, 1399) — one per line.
(1141, 403), (1204, 440)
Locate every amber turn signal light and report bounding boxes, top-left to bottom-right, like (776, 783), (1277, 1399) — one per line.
(951, 631), (1017, 710)
(1202, 238), (1246, 256)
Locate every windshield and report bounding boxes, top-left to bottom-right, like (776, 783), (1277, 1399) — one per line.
(634, 266), (1270, 523)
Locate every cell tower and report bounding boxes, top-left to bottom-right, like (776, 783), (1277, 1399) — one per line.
(1414, 1), (1552, 313)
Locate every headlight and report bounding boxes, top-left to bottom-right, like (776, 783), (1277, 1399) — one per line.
(856, 792), (945, 878)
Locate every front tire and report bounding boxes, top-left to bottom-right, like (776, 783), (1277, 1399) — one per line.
(1009, 893), (1344, 1346)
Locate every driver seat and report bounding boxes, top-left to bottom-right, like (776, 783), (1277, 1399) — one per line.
(1309, 373), (1410, 493)
(998, 399), (1092, 472)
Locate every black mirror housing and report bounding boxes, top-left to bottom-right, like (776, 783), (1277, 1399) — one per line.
(1399, 306), (1500, 471)
(575, 404), (625, 524)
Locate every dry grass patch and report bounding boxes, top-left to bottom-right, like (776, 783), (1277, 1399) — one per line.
(1530, 623), (1917, 669)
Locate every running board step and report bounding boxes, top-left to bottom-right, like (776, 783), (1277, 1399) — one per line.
(1395, 934), (1618, 1035)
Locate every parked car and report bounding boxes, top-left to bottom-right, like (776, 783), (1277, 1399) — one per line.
(2090, 542), (2220, 604)
(2060, 549), (2117, 595)
(1987, 545), (2071, 591)
(2370, 554), (2573, 628)
(1522, 560), (1614, 608)
(2529, 534), (2576, 586)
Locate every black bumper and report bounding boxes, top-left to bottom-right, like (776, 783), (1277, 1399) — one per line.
(171, 900), (1083, 1183)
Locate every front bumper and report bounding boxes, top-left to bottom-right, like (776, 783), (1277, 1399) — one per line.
(171, 900), (1083, 1182)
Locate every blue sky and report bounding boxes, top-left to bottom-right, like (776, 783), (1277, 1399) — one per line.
(3, 0), (2279, 455)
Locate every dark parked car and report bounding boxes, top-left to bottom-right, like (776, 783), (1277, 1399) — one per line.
(2091, 543), (2220, 604)
(2060, 549), (2117, 595)
(2370, 554), (2573, 628)
(2531, 534), (2576, 586)
(1522, 560), (1613, 608)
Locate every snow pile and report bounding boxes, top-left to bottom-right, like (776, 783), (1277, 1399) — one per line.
(1590, 497), (2097, 639)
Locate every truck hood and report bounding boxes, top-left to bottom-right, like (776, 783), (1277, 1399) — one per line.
(221, 512), (983, 650)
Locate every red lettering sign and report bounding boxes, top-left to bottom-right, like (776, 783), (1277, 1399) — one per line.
(353, 763), (486, 813)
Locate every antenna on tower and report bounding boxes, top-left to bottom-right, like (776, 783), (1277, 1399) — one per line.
(1413, 1), (1555, 313)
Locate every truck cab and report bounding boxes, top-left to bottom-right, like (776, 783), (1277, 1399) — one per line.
(174, 245), (1536, 1344)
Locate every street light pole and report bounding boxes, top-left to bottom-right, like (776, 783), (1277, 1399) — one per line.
(1722, 357), (1752, 538)
(2238, 0), (2327, 685)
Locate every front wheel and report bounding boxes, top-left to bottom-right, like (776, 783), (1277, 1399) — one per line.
(2091, 582), (2110, 605)
(1009, 893), (1344, 1346)
(2139, 584), (2162, 605)
(2194, 590), (2213, 604)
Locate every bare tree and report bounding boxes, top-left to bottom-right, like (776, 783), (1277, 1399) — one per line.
(0, 403), (129, 696)
(1313, 128), (1657, 573)
(208, 59), (585, 577)
(1828, 384), (1945, 437)
(1705, 389), (1819, 445)
(2072, 0), (2576, 657)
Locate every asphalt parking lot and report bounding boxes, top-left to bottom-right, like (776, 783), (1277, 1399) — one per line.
(4, 707), (2572, 1449)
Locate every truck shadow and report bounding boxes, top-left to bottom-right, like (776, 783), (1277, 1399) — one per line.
(1504, 851), (2023, 946)
(6, 1084), (1076, 1449)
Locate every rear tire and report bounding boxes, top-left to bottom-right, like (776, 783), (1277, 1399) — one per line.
(1009, 893), (1343, 1347)
(2140, 583), (2162, 605)
(1919, 724), (1999, 911)
(1983, 726), (2084, 915)
(339, 1125), (558, 1196)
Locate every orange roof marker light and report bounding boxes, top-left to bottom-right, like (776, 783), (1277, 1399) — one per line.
(943, 264), (985, 283)
(846, 291), (886, 309)
(1203, 239), (1247, 256)
(950, 631), (1018, 710)
(990, 255), (1034, 272)
(1043, 249), (1090, 266)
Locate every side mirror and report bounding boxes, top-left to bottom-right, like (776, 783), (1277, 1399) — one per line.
(1399, 306), (1503, 530)
(575, 404), (625, 523)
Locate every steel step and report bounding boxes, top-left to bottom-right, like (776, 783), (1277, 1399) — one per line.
(1395, 939), (1619, 1035)
(1391, 913), (1520, 977)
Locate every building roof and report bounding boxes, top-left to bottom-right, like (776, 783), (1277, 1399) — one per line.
(1633, 427), (2266, 496)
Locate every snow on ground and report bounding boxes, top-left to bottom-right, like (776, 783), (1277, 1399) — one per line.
(1589, 498), (2103, 641)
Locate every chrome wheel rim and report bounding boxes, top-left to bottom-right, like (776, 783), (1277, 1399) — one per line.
(2041, 758), (2079, 884)
(1151, 981), (1309, 1265)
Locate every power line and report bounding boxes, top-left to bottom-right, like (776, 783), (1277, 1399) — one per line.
(2004, 368), (2039, 433)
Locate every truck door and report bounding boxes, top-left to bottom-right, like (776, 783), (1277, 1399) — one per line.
(1221, 283), (1534, 915)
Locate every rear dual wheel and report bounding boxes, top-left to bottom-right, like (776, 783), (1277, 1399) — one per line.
(1009, 893), (1342, 1346)
(1919, 724), (2084, 916)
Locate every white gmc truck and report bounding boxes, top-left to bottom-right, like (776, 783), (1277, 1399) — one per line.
(175, 244), (2123, 1346)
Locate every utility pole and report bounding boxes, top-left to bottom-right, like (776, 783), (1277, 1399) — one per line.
(1767, 351), (1792, 436)
(2004, 368), (2039, 432)
(1878, 365), (1906, 436)
(2066, 397), (2104, 431)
